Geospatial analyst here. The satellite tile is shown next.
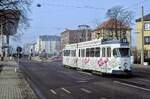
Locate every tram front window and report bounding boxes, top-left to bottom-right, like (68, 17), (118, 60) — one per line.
(113, 48), (130, 57)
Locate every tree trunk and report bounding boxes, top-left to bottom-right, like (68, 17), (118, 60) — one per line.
(6, 35), (9, 56)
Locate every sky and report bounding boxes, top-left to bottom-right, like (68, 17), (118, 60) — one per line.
(11, 0), (150, 47)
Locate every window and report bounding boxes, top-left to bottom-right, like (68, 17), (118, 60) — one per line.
(113, 48), (130, 57)
(102, 48), (105, 57)
(86, 48), (90, 57)
(64, 50), (70, 56)
(144, 36), (150, 44)
(107, 47), (111, 57)
(67, 50), (71, 56)
(63, 50), (66, 56)
(144, 23), (150, 30)
(71, 50), (76, 57)
(81, 49), (85, 57)
(90, 48), (95, 57)
(95, 47), (100, 57)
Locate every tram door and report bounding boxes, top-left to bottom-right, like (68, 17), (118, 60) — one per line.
(101, 47), (107, 73)
(79, 49), (86, 69)
(101, 47), (111, 73)
(78, 49), (85, 69)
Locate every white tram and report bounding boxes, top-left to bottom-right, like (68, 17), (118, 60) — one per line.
(63, 39), (132, 75)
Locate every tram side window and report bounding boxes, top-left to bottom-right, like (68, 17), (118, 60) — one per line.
(102, 48), (105, 57)
(86, 48), (90, 57)
(90, 48), (95, 57)
(67, 50), (70, 56)
(81, 49), (85, 57)
(64, 50), (70, 56)
(95, 47), (100, 57)
(63, 50), (65, 56)
(71, 50), (76, 57)
(107, 47), (111, 57)
(113, 49), (117, 57)
(63, 50), (67, 56)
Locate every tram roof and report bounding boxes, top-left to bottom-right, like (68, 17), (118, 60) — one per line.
(78, 39), (129, 45)
(64, 39), (129, 49)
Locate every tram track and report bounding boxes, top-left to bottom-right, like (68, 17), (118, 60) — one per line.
(113, 80), (150, 92)
(112, 75), (150, 93)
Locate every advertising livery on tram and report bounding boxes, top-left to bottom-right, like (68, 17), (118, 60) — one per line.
(63, 39), (132, 75)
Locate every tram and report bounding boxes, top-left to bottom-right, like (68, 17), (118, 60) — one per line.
(63, 39), (132, 75)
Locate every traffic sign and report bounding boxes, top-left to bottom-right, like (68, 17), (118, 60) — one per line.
(16, 46), (22, 53)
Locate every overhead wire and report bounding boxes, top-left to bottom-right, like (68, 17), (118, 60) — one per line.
(33, 0), (149, 31)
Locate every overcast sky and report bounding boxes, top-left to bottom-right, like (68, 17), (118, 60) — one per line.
(11, 0), (150, 47)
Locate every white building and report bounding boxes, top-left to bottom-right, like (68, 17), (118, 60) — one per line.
(23, 43), (36, 55)
(35, 35), (61, 56)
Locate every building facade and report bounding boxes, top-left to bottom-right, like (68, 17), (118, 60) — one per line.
(35, 35), (61, 56)
(91, 19), (131, 43)
(61, 28), (91, 50)
(23, 43), (36, 55)
(136, 13), (150, 59)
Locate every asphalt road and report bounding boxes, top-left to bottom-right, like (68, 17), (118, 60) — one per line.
(20, 59), (150, 99)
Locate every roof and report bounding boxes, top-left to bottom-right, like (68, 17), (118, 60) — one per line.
(61, 29), (91, 35)
(39, 35), (60, 41)
(136, 13), (150, 22)
(94, 19), (131, 31)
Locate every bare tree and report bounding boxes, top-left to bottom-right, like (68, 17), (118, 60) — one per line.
(0, 0), (32, 57)
(106, 6), (134, 39)
(0, 0), (32, 39)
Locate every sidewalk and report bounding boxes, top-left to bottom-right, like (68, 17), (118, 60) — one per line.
(0, 60), (38, 99)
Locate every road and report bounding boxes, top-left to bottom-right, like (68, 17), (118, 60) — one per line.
(19, 59), (150, 99)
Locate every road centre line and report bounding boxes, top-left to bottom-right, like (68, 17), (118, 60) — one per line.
(50, 89), (57, 95)
(61, 88), (71, 94)
(80, 88), (92, 93)
(113, 81), (150, 92)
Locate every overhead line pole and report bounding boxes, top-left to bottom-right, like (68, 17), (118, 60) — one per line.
(141, 6), (144, 65)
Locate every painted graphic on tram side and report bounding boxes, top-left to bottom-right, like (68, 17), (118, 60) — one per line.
(84, 58), (90, 64)
(97, 58), (118, 68)
(97, 58), (108, 66)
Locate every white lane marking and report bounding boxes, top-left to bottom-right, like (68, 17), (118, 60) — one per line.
(138, 78), (150, 83)
(119, 79), (143, 85)
(114, 81), (150, 92)
(76, 80), (88, 83)
(78, 71), (92, 75)
(50, 89), (57, 95)
(81, 88), (92, 93)
(61, 88), (71, 94)
(101, 97), (107, 99)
